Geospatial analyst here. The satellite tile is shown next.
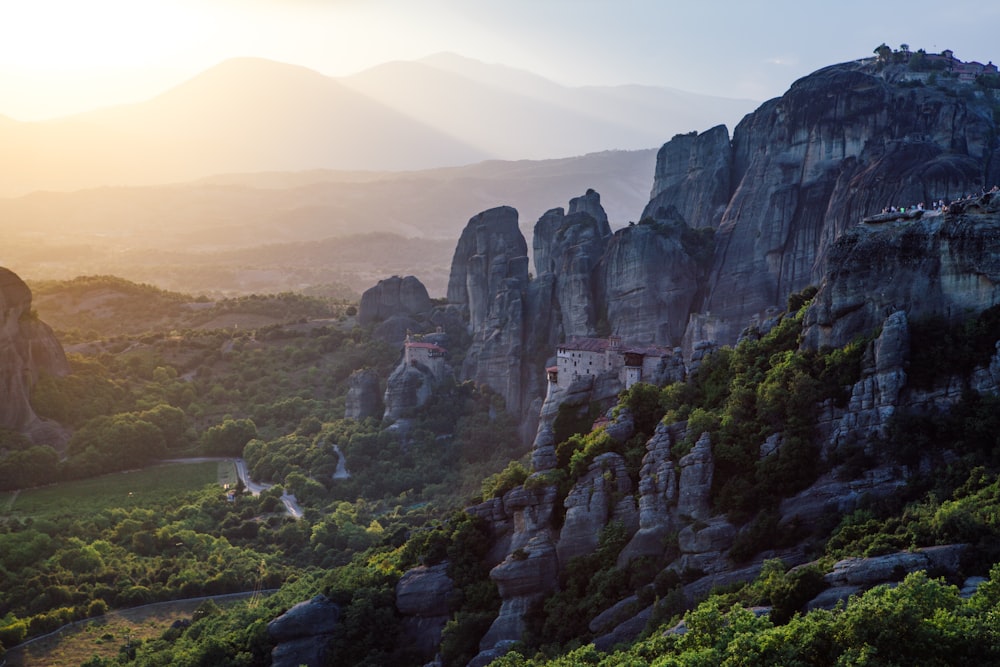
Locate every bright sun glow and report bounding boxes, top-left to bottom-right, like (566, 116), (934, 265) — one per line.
(0, 1), (200, 71)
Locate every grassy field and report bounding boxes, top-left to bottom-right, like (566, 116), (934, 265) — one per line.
(0, 460), (236, 521)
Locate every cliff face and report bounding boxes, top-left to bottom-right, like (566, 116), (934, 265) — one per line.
(699, 63), (996, 345)
(597, 216), (702, 347)
(447, 206), (532, 416)
(803, 194), (1000, 350)
(0, 267), (69, 442)
(642, 123), (732, 230)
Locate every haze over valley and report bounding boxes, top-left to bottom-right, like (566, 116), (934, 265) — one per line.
(7, 2), (1000, 666)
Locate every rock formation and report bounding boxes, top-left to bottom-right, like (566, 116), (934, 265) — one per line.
(358, 275), (434, 344)
(395, 563), (454, 660)
(0, 267), (69, 444)
(803, 196), (1000, 350)
(642, 124), (732, 230)
(344, 368), (381, 420)
(266, 595), (340, 667)
(556, 452), (636, 564)
(698, 62), (996, 345)
(358, 275), (432, 326)
(447, 206), (531, 416)
(597, 214), (702, 347)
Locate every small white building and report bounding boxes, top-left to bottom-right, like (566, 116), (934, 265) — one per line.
(403, 335), (448, 379)
(552, 336), (670, 389)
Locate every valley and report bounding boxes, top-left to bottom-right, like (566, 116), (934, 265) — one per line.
(4, 41), (1000, 667)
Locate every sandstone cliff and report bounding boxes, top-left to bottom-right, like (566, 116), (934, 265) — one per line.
(0, 267), (69, 444)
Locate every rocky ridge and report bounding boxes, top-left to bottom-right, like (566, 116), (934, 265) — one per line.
(358, 54), (1000, 662)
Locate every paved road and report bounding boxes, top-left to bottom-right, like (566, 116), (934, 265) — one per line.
(162, 457), (304, 519)
(233, 458), (303, 519)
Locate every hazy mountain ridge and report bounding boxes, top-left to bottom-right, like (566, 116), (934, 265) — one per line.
(0, 54), (754, 197)
(0, 150), (656, 297)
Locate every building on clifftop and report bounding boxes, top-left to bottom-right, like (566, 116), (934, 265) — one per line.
(403, 334), (448, 380)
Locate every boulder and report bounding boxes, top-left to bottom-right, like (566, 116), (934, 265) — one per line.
(267, 595), (340, 642)
(824, 545), (969, 587)
(358, 275), (432, 326)
(395, 563), (453, 617)
(270, 636), (333, 667)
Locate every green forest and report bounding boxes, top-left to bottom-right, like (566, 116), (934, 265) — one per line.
(5, 277), (1000, 665)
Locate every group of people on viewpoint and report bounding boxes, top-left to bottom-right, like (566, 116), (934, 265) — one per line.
(879, 185), (1000, 216)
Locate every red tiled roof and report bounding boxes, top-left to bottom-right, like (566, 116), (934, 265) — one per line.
(406, 341), (446, 352)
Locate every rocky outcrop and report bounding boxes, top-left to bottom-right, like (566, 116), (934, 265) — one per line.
(447, 206), (532, 417)
(643, 124), (733, 230)
(267, 595), (340, 667)
(531, 190), (611, 340)
(816, 311), (910, 456)
(395, 563), (453, 660)
(699, 62), (996, 346)
(557, 453), (637, 564)
(823, 544), (968, 588)
(618, 422), (680, 565)
(344, 368), (381, 420)
(383, 363), (434, 422)
(358, 275), (432, 327)
(0, 267), (69, 444)
(676, 432), (714, 521)
(804, 198), (1000, 350)
(478, 535), (558, 652)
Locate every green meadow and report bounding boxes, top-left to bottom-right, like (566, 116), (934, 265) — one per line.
(0, 460), (233, 521)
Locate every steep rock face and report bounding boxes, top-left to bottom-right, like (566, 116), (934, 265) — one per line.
(700, 63), (995, 346)
(598, 216), (702, 347)
(531, 191), (611, 340)
(804, 201), (1000, 350)
(358, 275), (432, 326)
(447, 206), (531, 415)
(382, 363), (434, 421)
(643, 124), (733, 230)
(0, 267), (69, 442)
(557, 452), (637, 564)
(819, 311), (909, 454)
(618, 422), (680, 565)
(344, 368), (381, 420)
(676, 432), (714, 521)
(478, 535), (558, 654)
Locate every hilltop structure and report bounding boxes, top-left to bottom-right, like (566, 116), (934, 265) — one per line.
(548, 336), (673, 390)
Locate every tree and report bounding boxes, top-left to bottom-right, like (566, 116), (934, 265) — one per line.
(201, 418), (258, 456)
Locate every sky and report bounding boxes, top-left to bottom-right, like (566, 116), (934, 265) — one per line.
(1, 0), (999, 122)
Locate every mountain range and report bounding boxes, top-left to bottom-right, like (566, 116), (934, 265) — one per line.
(0, 53), (755, 197)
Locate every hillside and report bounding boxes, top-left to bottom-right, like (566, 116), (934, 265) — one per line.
(6, 47), (1000, 667)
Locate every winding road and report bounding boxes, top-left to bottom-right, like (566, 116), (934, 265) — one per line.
(161, 457), (304, 519)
